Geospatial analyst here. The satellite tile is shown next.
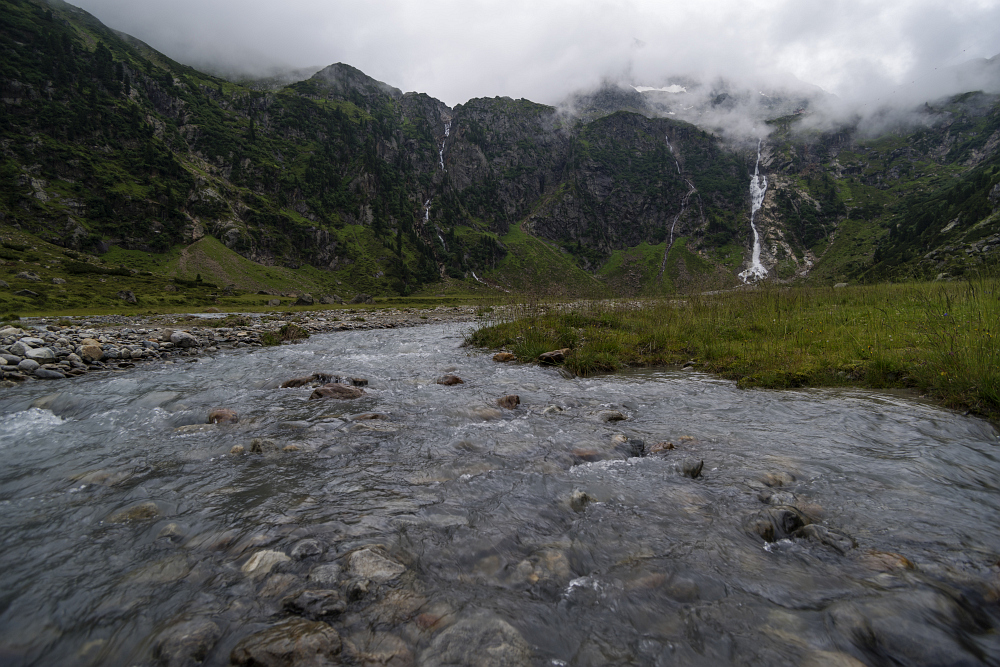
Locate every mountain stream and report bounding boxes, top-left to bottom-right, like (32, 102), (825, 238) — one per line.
(0, 323), (998, 666)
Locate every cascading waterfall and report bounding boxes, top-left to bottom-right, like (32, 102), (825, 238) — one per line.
(424, 199), (431, 222)
(437, 230), (447, 251)
(665, 135), (681, 174)
(738, 139), (768, 283)
(470, 270), (486, 284)
(439, 121), (451, 170)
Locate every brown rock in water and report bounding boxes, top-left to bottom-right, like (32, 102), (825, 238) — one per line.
(572, 449), (605, 462)
(153, 619), (221, 667)
(250, 438), (279, 454)
(281, 375), (316, 388)
(230, 618), (342, 667)
(208, 408), (239, 424)
(538, 348), (570, 364)
(762, 472), (796, 487)
(350, 378), (368, 387)
(493, 352), (516, 362)
(598, 410), (626, 423)
(862, 550), (916, 572)
(310, 384), (365, 400)
(497, 395), (520, 410)
(108, 501), (161, 524)
(650, 441), (675, 453)
(436, 374), (464, 386)
(230, 445), (245, 456)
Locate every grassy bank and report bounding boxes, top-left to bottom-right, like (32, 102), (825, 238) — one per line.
(467, 276), (1000, 421)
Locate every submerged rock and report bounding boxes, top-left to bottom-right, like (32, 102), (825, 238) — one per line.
(290, 539), (323, 560)
(792, 524), (857, 555)
(569, 489), (594, 512)
(420, 615), (533, 667)
(108, 501), (161, 524)
(309, 384), (365, 400)
(230, 618), (341, 667)
(597, 410), (626, 423)
(650, 441), (675, 453)
(497, 395), (520, 410)
(493, 352), (516, 362)
(435, 374), (464, 386)
(242, 550), (291, 578)
(152, 618), (221, 667)
(207, 408), (238, 424)
(747, 505), (810, 542)
(281, 589), (346, 620)
(681, 459), (704, 479)
(347, 547), (406, 583)
(169, 331), (199, 348)
(281, 375), (317, 388)
(249, 439), (279, 454)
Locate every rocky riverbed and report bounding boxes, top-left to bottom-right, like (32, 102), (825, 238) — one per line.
(0, 306), (478, 386)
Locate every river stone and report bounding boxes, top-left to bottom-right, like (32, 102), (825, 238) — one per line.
(310, 384), (364, 400)
(681, 459), (704, 479)
(748, 505), (810, 542)
(435, 374), (464, 386)
(242, 550), (291, 577)
(538, 348), (569, 364)
(108, 501), (161, 523)
(282, 375), (317, 388)
(307, 563), (342, 587)
(79, 344), (104, 362)
(169, 331), (199, 348)
(268, 299), (281, 307)
(497, 395), (520, 410)
(762, 471), (796, 487)
(1, 353), (20, 364)
(493, 352), (516, 362)
(598, 410), (626, 422)
(347, 547), (405, 583)
(291, 539), (323, 560)
(152, 618), (221, 667)
(230, 618), (342, 667)
(17, 359), (39, 373)
(792, 525), (857, 555)
(861, 550), (916, 572)
(0, 327), (24, 336)
(420, 615), (533, 667)
(9, 341), (30, 356)
(650, 441), (675, 453)
(230, 445), (246, 456)
(34, 368), (65, 379)
(250, 438), (279, 454)
(207, 408), (239, 424)
(281, 589), (346, 620)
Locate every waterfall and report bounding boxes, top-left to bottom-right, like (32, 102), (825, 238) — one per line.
(439, 121), (451, 170)
(665, 135), (681, 174)
(471, 270), (486, 284)
(424, 200), (431, 222)
(437, 231), (447, 251)
(738, 139), (769, 283)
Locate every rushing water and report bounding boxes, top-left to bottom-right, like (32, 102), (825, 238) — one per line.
(739, 139), (769, 283)
(1, 323), (998, 666)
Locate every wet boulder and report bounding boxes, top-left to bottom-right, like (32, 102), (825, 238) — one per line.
(250, 439), (279, 454)
(497, 395), (520, 410)
(152, 618), (221, 667)
(747, 505), (810, 542)
(207, 408), (238, 424)
(281, 589), (346, 620)
(34, 368), (65, 379)
(420, 615), (533, 667)
(650, 441), (675, 453)
(309, 384), (365, 400)
(169, 331), (199, 348)
(291, 539), (324, 560)
(538, 348), (570, 364)
(597, 410), (626, 423)
(350, 377), (368, 387)
(242, 550), (291, 578)
(108, 501), (161, 524)
(435, 374), (464, 386)
(230, 618), (342, 667)
(569, 489), (594, 512)
(761, 471), (796, 487)
(681, 459), (704, 479)
(493, 352), (516, 362)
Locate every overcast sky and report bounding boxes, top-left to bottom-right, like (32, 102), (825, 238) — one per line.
(71, 0), (1000, 108)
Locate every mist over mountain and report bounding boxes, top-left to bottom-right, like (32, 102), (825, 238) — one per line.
(1, 0), (999, 312)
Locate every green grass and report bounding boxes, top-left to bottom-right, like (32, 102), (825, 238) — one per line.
(485, 224), (607, 296)
(468, 275), (1000, 421)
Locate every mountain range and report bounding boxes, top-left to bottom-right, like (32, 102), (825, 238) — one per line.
(2, 0), (999, 309)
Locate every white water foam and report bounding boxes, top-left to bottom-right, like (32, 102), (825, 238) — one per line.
(738, 139), (769, 283)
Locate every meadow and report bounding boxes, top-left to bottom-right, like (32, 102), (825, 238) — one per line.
(468, 275), (1000, 421)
